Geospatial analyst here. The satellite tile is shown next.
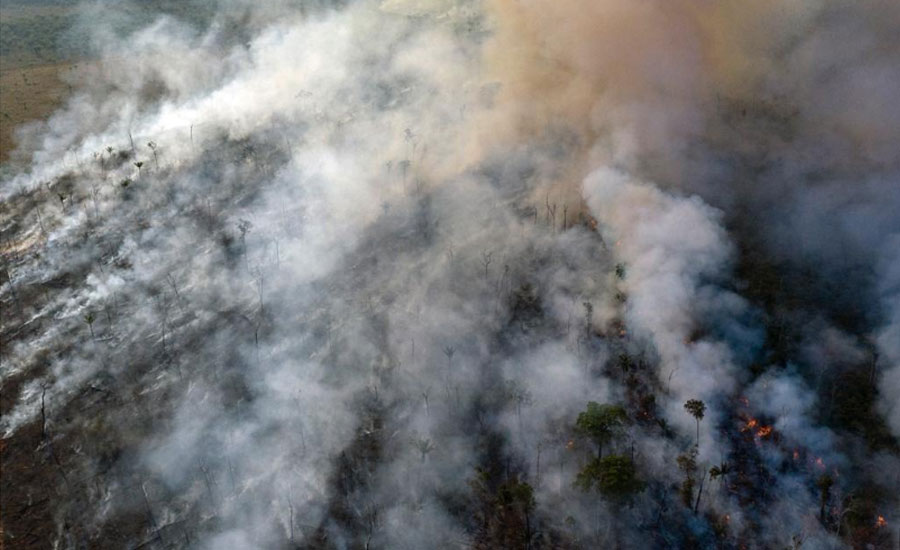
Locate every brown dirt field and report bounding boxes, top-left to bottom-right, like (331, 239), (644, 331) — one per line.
(0, 59), (80, 164)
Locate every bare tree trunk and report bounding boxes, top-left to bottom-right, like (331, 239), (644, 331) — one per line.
(288, 489), (295, 544)
(141, 482), (164, 545)
(40, 386), (47, 441)
(524, 510), (532, 550)
(693, 471), (706, 515)
(36, 207), (46, 235)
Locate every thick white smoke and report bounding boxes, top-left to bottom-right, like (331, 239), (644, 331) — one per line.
(584, 168), (749, 449)
(1, 0), (898, 548)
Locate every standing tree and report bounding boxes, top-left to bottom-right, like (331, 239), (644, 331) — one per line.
(575, 453), (644, 547)
(442, 345), (455, 402)
(147, 141), (159, 171)
(676, 447), (709, 515)
(575, 402), (627, 459)
(505, 380), (533, 431)
(470, 469), (536, 549)
(582, 301), (593, 341)
(413, 437), (434, 463)
(693, 469), (708, 515)
(398, 159), (411, 187)
(421, 386), (431, 417)
(238, 219), (253, 270)
(496, 476), (535, 549)
(684, 399), (706, 446)
(709, 461), (732, 495)
(481, 251), (493, 279)
(677, 447), (698, 508)
(84, 311), (96, 339)
(104, 146), (114, 170)
(816, 474), (834, 523)
(575, 453), (644, 498)
(40, 384), (48, 441)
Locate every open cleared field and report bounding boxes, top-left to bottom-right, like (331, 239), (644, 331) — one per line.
(0, 59), (79, 163)
(1, 0), (215, 164)
(1, 0), (80, 163)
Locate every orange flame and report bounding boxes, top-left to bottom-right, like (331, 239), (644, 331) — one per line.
(740, 417), (774, 439)
(876, 516), (887, 528)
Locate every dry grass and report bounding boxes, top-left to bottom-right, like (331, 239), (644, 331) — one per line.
(0, 58), (82, 163)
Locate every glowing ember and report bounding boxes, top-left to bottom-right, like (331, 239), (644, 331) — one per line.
(566, 440), (575, 450)
(740, 417), (774, 439)
(876, 516), (887, 528)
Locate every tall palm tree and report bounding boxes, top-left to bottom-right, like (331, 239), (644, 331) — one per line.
(684, 399), (706, 446)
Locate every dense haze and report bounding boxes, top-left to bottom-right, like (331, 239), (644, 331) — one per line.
(1, 0), (899, 548)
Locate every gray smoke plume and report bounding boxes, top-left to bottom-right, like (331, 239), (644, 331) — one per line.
(1, 0), (898, 548)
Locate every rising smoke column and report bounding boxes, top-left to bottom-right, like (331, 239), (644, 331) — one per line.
(487, 0), (900, 545)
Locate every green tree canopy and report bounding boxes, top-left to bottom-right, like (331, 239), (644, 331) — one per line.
(575, 454), (644, 501)
(684, 399), (706, 445)
(575, 401), (627, 458)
